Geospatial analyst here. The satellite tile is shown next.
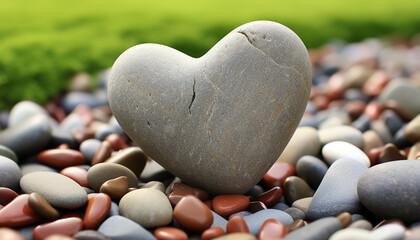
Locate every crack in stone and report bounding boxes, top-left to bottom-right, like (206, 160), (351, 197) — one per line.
(237, 31), (304, 81)
(188, 79), (196, 114)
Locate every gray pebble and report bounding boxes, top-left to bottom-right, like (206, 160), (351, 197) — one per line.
(284, 207), (306, 221)
(211, 210), (228, 231)
(0, 156), (22, 191)
(296, 155), (328, 190)
(285, 217), (342, 240)
(80, 139), (102, 163)
(0, 144), (18, 162)
(318, 125), (364, 149)
(8, 101), (49, 127)
(98, 215), (156, 240)
(243, 209), (293, 235)
(20, 163), (58, 175)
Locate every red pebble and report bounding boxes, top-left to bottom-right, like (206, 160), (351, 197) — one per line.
(60, 166), (90, 188)
(262, 162), (295, 189)
(258, 219), (288, 240)
(364, 101), (382, 120)
(201, 227), (225, 240)
(154, 227), (188, 240)
(170, 183), (209, 202)
(91, 141), (113, 165)
(255, 187), (283, 208)
(324, 73), (346, 100)
(226, 215), (249, 233)
(212, 195), (250, 218)
(0, 227), (26, 240)
(0, 187), (18, 206)
(362, 70), (390, 97)
(33, 217), (83, 240)
(83, 193), (111, 229)
(168, 190), (191, 206)
(105, 134), (127, 151)
(37, 149), (85, 169)
(173, 195), (213, 233)
(0, 194), (41, 227)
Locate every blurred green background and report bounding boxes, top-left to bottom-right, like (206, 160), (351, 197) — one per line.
(1, 0), (420, 110)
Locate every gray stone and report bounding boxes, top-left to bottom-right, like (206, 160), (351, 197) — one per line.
(62, 92), (104, 113)
(108, 201), (119, 217)
(383, 110), (404, 135)
(0, 114), (51, 157)
(98, 215), (156, 240)
(211, 210), (228, 231)
(8, 100), (49, 127)
(87, 162), (138, 192)
(119, 188), (173, 228)
(371, 119), (393, 144)
(296, 155), (328, 190)
(272, 202), (290, 211)
(357, 160), (420, 223)
(283, 176), (314, 205)
(0, 156), (22, 191)
(74, 230), (111, 240)
(108, 21), (312, 194)
(243, 209), (293, 235)
(80, 139), (102, 163)
(140, 160), (174, 183)
(307, 158), (368, 221)
(284, 207), (306, 221)
(20, 163), (58, 175)
(0, 144), (18, 162)
(245, 185), (264, 198)
(20, 171), (87, 209)
(379, 79), (420, 116)
(318, 125), (364, 149)
(285, 217), (342, 240)
(277, 127), (321, 166)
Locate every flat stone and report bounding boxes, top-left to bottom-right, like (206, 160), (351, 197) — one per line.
(105, 147), (147, 176)
(322, 141), (370, 167)
(108, 21), (312, 195)
(254, 186), (282, 208)
(243, 209), (293, 236)
(307, 158), (368, 221)
(98, 215), (156, 240)
(285, 217), (342, 240)
(99, 176), (129, 202)
(212, 195), (249, 218)
(0, 156), (22, 191)
(119, 188), (173, 228)
(276, 127), (321, 166)
(154, 227), (188, 240)
(173, 195), (213, 233)
(201, 227), (224, 240)
(296, 155), (328, 190)
(357, 160), (420, 223)
(20, 172), (88, 209)
(318, 125), (364, 149)
(87, 163), (138, 192)
(0, 114), (51, 157)
(379, 79), (420, 116)
(20, 163), (57, 176)
(37, 148), (85, 169)
(0, 145), (18, 162)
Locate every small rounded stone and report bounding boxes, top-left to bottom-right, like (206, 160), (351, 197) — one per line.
(201, 227), (225, 240)
(296, 155), (328, 190)
(283, 176), (314, 205)
(91, 141), (113, 166)
(0, 187), (18, 206)
(60, 166), (90, 188)
(37, 148), (85, 169)
(73, 230), (110, 240)
(173, 195), (213, 233)
(168, 190), (191, 206)
(154, 227), (188, 240)
(0, 194), (41, 228)
(291, 197), (312, 215)
(105, 147), (147, 176)
(213, 233), (257, 240)
(33, 217), (83, 240)
(246, 201), (267, 213)
(226, 215), (249, 233)
(170, 182), (210, 202)
(213, 195), (250, 218)
(83, 193), (111, 230)
(254, 186), (282, 208)
(20, 172), (87, 209)
(0, 227), (26, 240)
(258, 219), (287, 240)
(28, 192), (60, 220)
(318, 125), (364, 149)
(119, 188), (173, 228)
(262, 162), (295, 189)
(322, 141), (370, 167)
(87, 162), (138, 192)
(0, 156), (22, 191)
(99, 176), (129, 201)
(337, 212), (352, 228)
(80, 139), (102, 164)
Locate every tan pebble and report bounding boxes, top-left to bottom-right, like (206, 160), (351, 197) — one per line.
(44, 234), (76, 240)
(213, 232), (257, 240)
(408, 142), (420, 160)
(105, 147), (147, 176)
(291, 197), (312, 215)
(287, 219), (306, 232)
(99, 176), (129, 201)
(336, 212), (352, 228)
(0, 227), (26, 240)
(348, 219), (373, 230)
(141, 181), (165, 193)
(363, 130), (384, 153)
(283, 176), (314, 205)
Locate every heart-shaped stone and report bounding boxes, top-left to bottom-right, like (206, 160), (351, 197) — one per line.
(108, 21), (311, 194)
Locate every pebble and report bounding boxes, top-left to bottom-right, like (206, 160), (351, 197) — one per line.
(173, 195), (213, 233)
(379, 79), (420, 116)
(318, 125), (364, 149)
(28, 192), (60, 220)
(246, 201), (267, 213)
(69, 73), (92, 92)
(284, 207), (306, 221)
(404, 114), (420, 143)
(363, 130), (384, 153)
(254, 186), (282, 208)
(291, 197), (312, 215)
(377, 143), (405, 163)
(170, 182), (210, 201)
(276, 127), (321, 166)
(8, 101), (50, 127)
(60, 166), (90, 188)
(91, 141), (113, 165)
(98, 215), (156, 240)
(283, 176), (314, 205)
(262, 162), (295, 189)
(226, 215), (249, 233)
(213, 233), (257, 240)
(0, 227), (26, 240)
(109, 21), (312, 195)
(0, 194), (41, 227)
(201, 227), (225, 240)
(285, 217), (342, 240)
(348, 219), (373, 230)
(99, 176), (129, 201)
(87, 162), (138, 192)
(0, 156), (22, 191)
(357, 160), (420, 223)
(33, 217), (83, 240)
(307, 158), (367, 221)
(20, 172), (88, 209)
(119, 188), (173, 228)
(329, 228), (373, 240)
(0, 145), (18, 162)
(322, 141), (370, 167)
(140, 160), (174, 183)
(296, 155), (328, 189)
(37, 148), (85, 169)
(212, 194), (250, 218)
(73, 230), (111, 240)
(79, 139), (102, 164)
(243, 209), (293, 236)
(0, 187), (18, 206)
(154, 227), (188, 240)
(20, 163), (57, 176)
(83, 193), (111, 230)
(258, 219), (288, 239)
(371, 223), (406, 240)
(141, 181), (165, 193)
(105, 147), (147, 176)
(336, 212), (352, 228)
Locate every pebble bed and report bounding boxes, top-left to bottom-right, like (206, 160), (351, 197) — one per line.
(0, 38), (420, 240)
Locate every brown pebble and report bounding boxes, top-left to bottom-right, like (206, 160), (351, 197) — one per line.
(325, 73), (346, 101)
(154, 227), (188, 240)
(345, 101), (366, 121)
(337, 212), (352, 228)
(37, 149), (85, 169)
(246, 201), (267, 213)
(0, 187), (18, 206)
(0, 227), (26, 240)
(57, 144), (70, 149)
(213, 195), (250, 218)
(283, 176), (314, 205)
(226, 215), (249, 233)
(104, 134), (127, 151)
(254, 186), (282, 208)
(291, 197), (312, 215)
(99, 176), (129, 201)
(105, 147), (147, 176)
(168, 190), (191, 206)
(173, 195), (213, 233)
(378, 143), (406, 163)
(28, 192), (60, 220)
(92, 141), (113, 165)
(287, 219), (306, 232)
(170, 182), (209, 202)
(362, 70), (389, 97)
(201, 227), (225, 240)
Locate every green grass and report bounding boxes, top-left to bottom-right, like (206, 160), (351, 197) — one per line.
(0, 0), (419, 110)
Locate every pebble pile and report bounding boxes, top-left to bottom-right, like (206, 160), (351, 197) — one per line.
(0, 37), (420, 240)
